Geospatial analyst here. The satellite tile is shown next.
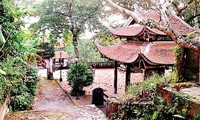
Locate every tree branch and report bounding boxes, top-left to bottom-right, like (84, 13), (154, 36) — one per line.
(179, 0), (194, 12)
(172, 0), (194, 16)
(185, 13), (200, 23)
(104, 0), (200, 52)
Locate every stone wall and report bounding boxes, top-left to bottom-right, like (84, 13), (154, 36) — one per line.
(108, 84), (200, 119)
(156, 84), (200, 119)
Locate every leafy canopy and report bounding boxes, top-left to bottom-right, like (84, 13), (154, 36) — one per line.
(30, 0), (102, 39)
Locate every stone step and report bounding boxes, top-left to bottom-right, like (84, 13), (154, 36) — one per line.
(4, 105), (106, 120)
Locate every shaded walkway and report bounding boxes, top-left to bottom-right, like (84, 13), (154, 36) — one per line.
(4, 75), (106, 120)
(33, 77), (74, 111)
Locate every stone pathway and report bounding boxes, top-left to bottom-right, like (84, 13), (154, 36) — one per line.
(4, 77), (106, 120)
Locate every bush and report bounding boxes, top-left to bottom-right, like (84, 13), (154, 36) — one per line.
(0, 58), (39, 111)
(67, 62), (93, 96)
(10, 92), (33, 111)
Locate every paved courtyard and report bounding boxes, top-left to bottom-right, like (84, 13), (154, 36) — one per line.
(38, 68), (144, 97)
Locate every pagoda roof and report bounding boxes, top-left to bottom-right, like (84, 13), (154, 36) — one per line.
(141, 41), (176, 65)
(96, 41), (176, 65)
(53, 51), (70, 59)
(111, 12), (196, 37)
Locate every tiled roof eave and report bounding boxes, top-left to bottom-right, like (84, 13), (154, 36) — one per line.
(139, 53), (175, 65)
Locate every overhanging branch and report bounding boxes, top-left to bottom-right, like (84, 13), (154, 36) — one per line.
(104, 0), (200, 53)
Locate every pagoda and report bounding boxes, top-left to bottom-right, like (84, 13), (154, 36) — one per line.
(96, 11), (196, 93)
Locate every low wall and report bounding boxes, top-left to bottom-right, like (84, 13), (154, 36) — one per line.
(88, 62), (115, 68)
(108, 84), (200, 119)
(157, 84), (200, 119)
(0, 98), (9, 120)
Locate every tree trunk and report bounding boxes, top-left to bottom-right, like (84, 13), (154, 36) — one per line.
(184, 49), (199, 81)
(104, 0), (200, 53)
(72, 36), (79, 58)
(176, 48), (186, 81)
(47, 58), (53, 80)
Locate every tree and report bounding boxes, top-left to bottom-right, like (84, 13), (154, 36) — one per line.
(67, 62), (93, 96)
(30, 0), (102, 58)
(0, 0), (39, 111)
(104, 0), (200, 52)
(78, 39), (107, 62)
(172, 0), (200, 27)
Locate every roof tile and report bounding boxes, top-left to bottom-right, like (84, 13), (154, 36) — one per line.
(97, 41), (176, 65)
(112, 12), (196, 37)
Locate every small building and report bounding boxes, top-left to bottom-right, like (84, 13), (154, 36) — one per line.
(96, 11), (196, 93)
(53, 42), (70, 69)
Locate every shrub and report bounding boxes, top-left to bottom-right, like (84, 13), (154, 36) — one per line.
(125, 74), (168, 99)
(0, 58), (39, 111)
(110, 74), (191, 120)
(67, 62), (93, 96)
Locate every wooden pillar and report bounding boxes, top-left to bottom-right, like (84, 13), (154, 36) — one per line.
(125, 64), (131, 91)
(114, 61), (118, 94)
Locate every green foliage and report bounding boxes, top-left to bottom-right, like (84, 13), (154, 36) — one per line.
(173, 46), (184, 61)
(171, 68), (179, 83)
(0, 27), (5, 45)
(67, 62), (93, 95)
(125, 74), (168, 98)
(10, 92), (33, 111)
(110, 72), (194, 120)
(194, 112), (200, 120)
(110, 90), (191, 120)
(36, 42), (55, 59)
(0, 68), (6, 75)
(187, 30), (200, 39)
(94, 29), (123, 46)
(0, 0), (39, 111)
(30, 0), (103, 57)
(179, 0), (200, 27)
(0, 57), (39, 111)
(173, 46), (185, 81)
(78, 39), (107, 62)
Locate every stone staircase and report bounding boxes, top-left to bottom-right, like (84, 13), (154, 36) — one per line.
(4, 105), (106, 120)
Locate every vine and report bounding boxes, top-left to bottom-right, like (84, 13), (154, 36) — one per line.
(173, 46), (185, 82)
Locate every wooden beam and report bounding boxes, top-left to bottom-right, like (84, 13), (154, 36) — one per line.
(114, 61), (118, 94)
(125, 64), (131, 91)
